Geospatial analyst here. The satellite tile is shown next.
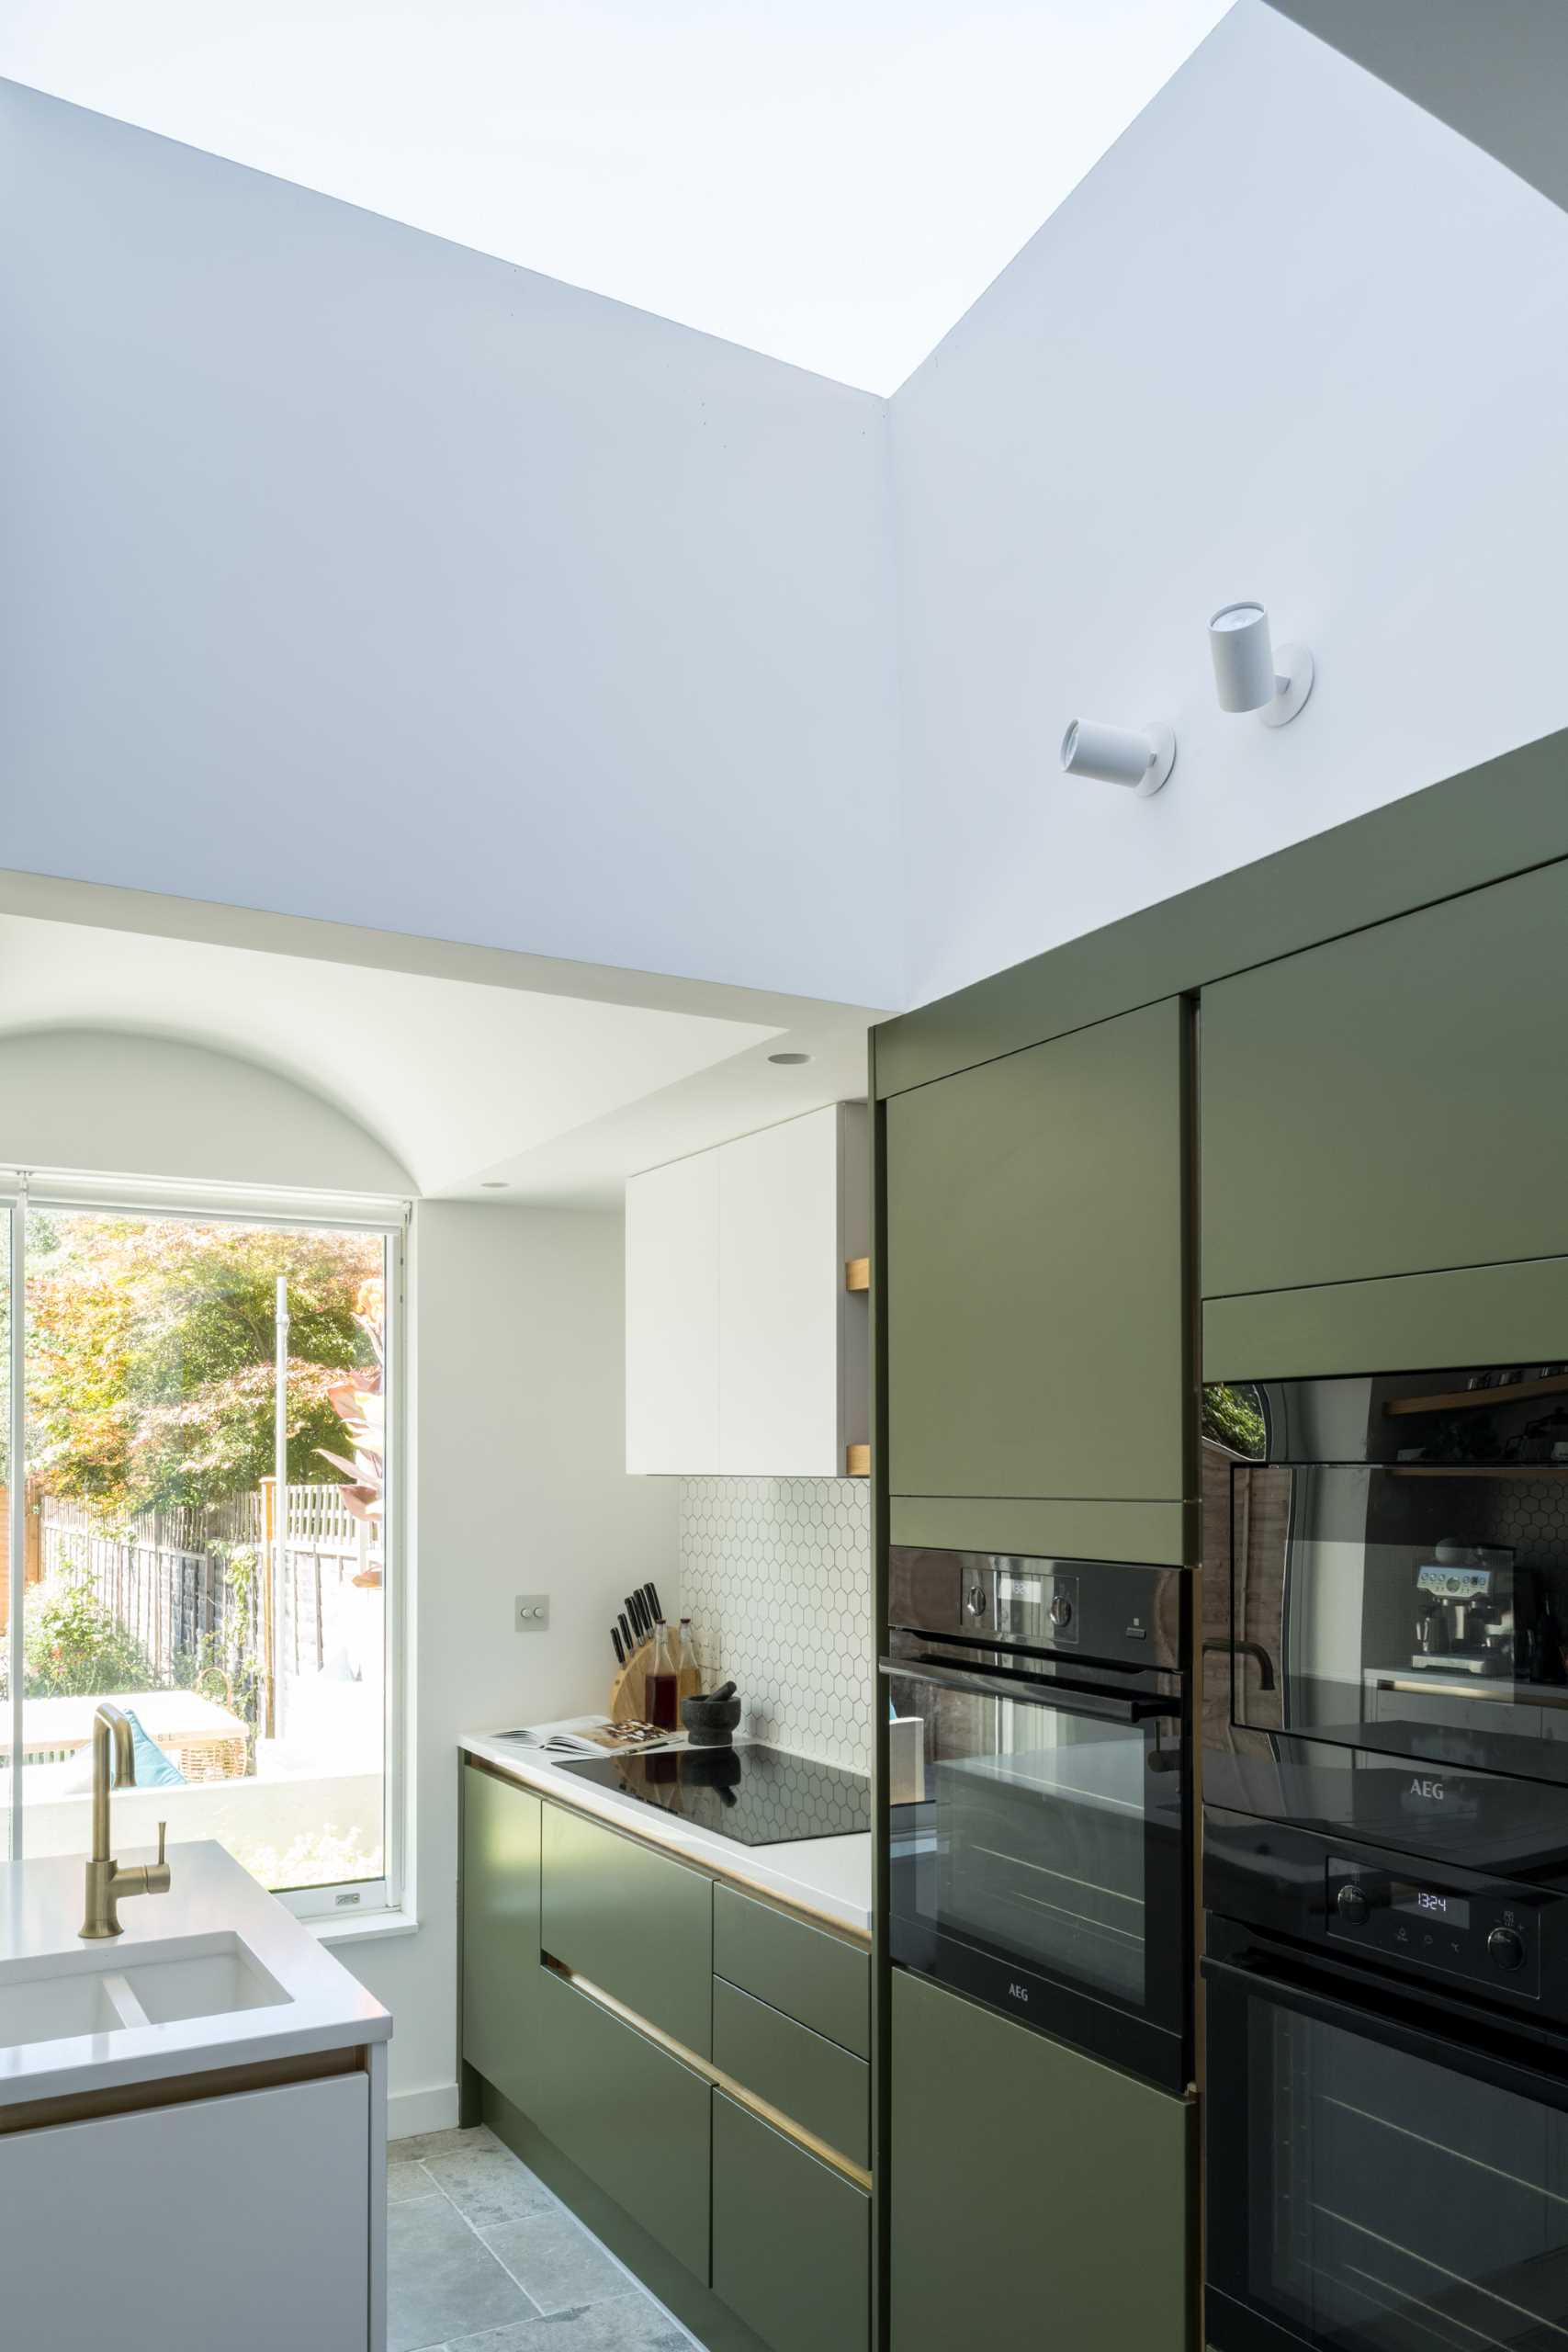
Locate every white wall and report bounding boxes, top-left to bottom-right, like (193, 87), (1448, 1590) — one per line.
(0, 1027), (411, 1193)
(0, 82), (900, 1012)
(344, 1203), (677, 2126)
(890, 1), (1568, 1005)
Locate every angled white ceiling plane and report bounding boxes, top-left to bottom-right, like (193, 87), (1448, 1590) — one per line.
(0, 0), (1234, 392)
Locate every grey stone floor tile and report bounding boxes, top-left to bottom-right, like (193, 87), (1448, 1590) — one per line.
(389, 2159), (438, 2203)
(391, 2123), (501, 2166)
(442, 2295), (690, 2349)
(423, 2143), (557, 2230)
(481, 2207), (627, 2314)
(388, 2190), (536, 2352)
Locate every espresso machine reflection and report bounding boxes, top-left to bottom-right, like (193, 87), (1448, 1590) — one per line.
(1413, 1544), (1516, 1676)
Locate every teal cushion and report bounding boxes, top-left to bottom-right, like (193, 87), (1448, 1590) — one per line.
(119, 1712), (186, 1789)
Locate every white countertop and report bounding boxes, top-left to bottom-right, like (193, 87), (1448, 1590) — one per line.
(460, 1724), (872, 1941)
(0, 1838), (389, 2109)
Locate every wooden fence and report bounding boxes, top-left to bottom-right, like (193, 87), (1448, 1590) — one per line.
(40, 1487), (377, 1714)
(0, 1482), (44, 1635)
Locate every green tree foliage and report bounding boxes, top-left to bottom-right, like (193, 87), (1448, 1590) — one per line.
(26, 1216), (383, 1524)
(1202, 1379), (1267, 1458)
(22, 1577), (158, 1698)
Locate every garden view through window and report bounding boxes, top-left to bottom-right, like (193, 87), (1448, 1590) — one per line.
(2, 1200), (396, 1912)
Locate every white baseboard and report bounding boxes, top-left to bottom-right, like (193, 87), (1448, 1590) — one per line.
(389, 2082), (461, 2139)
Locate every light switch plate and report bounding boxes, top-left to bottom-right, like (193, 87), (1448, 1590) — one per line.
(514, 1593), (550, 1632)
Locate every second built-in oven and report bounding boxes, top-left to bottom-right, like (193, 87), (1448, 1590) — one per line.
(1204, 1809), (1568, 2352)
(1203, 1363), (1568, 2352)
(882, 1546), (1192, 2092)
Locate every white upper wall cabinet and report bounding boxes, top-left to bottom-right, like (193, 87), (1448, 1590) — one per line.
(625, 1148), (721, 1475)
(626, 1103), (869, 1478)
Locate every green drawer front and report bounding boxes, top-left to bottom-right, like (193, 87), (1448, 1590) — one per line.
(461, 1764), (541, 2112)
(713, 1977), (869, 2167)
(713, 1885), (869, 2058)
(891, 1972), (1191, 2352)
(528, 1964), (711, 2283)
(541, 1803), (713, 2056)
(712, 2094), (869, 2352)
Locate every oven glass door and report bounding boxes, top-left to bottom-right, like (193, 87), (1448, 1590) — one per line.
(1206, 1946), (1568, 2352)
(884, 1645), (1190, 2087)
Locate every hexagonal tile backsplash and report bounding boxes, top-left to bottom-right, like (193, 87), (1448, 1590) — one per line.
(679, 1478), (872, 1770)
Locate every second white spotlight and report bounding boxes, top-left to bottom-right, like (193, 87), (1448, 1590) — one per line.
(1060, 718), (1176, 798)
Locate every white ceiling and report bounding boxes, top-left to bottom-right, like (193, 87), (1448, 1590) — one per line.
(0, 0), (1233, 393)
(0, 910), (874, 1202)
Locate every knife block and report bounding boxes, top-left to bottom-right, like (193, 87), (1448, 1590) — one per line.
(609, 1639), (655, 1724)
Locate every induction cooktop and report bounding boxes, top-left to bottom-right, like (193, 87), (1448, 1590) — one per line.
(554, 1742), (870, 1847)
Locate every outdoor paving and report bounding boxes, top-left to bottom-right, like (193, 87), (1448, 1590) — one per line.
(388, 2126), (694, 2352)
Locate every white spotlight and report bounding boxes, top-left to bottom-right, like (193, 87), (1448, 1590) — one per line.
(1059, 718), (1175, 798)
(1209, 602), (1314, 727)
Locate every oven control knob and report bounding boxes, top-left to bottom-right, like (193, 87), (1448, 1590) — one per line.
(1488, 1927), (1526, 1973)
(1049, 1593), (1074, 1630)
(1336, 1883), (1371, 1927)
(965, 1586), (987, 1621)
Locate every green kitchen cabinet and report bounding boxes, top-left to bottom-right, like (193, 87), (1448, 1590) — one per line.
(712, 2093), (868, 2352)
(889, 1971), (1192, 2352)
(527, 1962), (712, 2282)
(461, 1762), (542, 2112)
(1203, 1251), (1568, 1384)
(540, 1802), (714, 2055)
(712, 1977), (869, 2167)
(1201, 857), (1568, 1303)
(713, 1885), (870, 2059)
(885, 997), (1190, 1558)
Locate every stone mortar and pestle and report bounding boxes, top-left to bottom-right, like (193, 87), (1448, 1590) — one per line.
(682, 1679), (742, 1747)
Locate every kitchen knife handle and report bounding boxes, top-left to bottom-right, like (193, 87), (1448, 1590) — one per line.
(612, 1625), (626, 1668)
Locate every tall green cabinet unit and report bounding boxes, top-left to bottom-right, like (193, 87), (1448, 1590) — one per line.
(885, 995), (1191, 1564)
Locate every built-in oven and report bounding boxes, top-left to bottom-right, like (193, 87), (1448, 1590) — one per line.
(1203, 1364), (1568, 1859)
(882, 1546), (1192, 2092)
(1204, 1808), (1568, 2352)
(1203, 1363), (1568, 2346)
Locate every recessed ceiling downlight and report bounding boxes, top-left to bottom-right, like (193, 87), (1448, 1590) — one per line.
(768, 1052), (811, 1066)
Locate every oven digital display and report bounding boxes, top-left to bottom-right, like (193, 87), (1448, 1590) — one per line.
(1393, 1883), (1470, 1928)
(998, 1574), (1044, 1605)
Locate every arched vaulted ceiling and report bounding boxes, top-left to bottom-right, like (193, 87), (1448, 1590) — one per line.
(0, 907), (874, 1201)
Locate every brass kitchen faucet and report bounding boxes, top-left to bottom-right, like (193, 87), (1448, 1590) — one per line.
(79, 1702), (174, 1939)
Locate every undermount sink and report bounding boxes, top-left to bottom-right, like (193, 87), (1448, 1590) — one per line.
(0, 1933), (291, 2050)
(0, 1971), (130, 2049)
(120, 1940), (288, 2026)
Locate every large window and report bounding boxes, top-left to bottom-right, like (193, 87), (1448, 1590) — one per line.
(3, 1182), (403, 1921)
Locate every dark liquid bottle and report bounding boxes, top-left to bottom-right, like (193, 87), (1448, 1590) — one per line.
(646, 1621), (680, 1731)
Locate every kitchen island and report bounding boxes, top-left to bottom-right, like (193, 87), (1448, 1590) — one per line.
(0, 1838), (390, 2350)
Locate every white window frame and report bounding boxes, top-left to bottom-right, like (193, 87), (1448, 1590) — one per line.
(3, 1170), (410, 1924)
